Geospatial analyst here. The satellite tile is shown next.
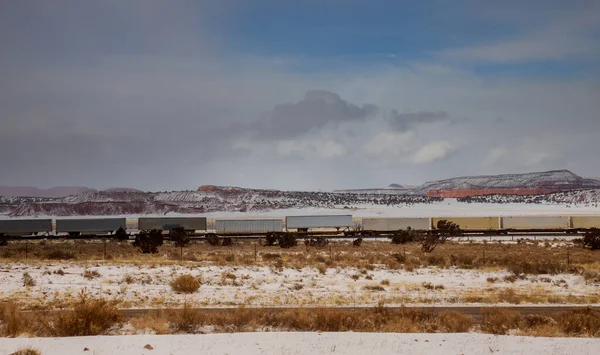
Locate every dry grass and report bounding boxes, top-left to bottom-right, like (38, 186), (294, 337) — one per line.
(481, 307), (600, 337)
(10, 347), (42, 355)
(0, 301), (37, 337)
(3, 295), (600, 338)
(46, 290), (122, 336)
(1, 239), (597, 277)
(22, 272), (35, 287)
(170, 275), (201, 293)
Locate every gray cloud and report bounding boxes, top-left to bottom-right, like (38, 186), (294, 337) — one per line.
(0, 1), (598, 191)
(388, 110), (450, 131)
(252, 90), (378, 138)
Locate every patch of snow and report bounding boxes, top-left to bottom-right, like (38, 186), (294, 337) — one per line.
(2, 332), (600, 355)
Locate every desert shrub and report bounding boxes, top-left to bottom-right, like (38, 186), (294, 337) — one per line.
(22, 272), (35, 287)
(265, 233), (278, 246)
(556, 307), (600, 336)
(49, 290), (122, 336)
(422, 220), (462, 253)
(46, 250), (76, 260)
(169, 227), (190, 247)
(113, 226), (129, 241)
(170, 274), (201, 293)
(168, 301), (204, 333)
(0, 301), (36, 337)
(278, 233), (297, 248)
(583, 229), (600, 250)
(481, 308), (521, 335)
(261, 253), (281, 260)
(437, 311), (472, 332)
(221, 237), (233, 247)
(304, 237), (329, 247)
(582, 270), (600, 284)
(390, 227), (422, 244)
(353, 238), (363, 247)
(83, 270), (101, 280)
(134, 229), (164, 254)
(10, 347), (41, 355)
(206, 234), (221, 246)
(316, 264), (327, 275)
(363, 285), (385, 291)
(507, 259), (568, 275)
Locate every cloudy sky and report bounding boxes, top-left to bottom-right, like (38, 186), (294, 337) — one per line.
(1, 0), (599, 191)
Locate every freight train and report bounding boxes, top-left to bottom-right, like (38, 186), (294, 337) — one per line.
(1, 215), (599, 239)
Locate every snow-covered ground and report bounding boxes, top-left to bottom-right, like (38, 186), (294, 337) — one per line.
(2, 262), (597, 308)
(3, 199), (599, 220)
(3, 332), (600, 355)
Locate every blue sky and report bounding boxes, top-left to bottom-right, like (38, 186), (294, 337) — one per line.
(0, 1), (599, 190)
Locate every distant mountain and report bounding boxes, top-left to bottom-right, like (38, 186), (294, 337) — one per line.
(3, 188), (436, 217)
(334, 183), (415, 195)
(416, 170), (600, 197)
(334, 170), (600, 197)
(0, 186), (142, 198)
(0, 186), (96, 198)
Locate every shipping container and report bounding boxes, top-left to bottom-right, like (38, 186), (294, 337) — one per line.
(571, 216), (600, 229)
(501, 216), (570, 230)
(138, 217), (207, 231)
(215, 219), (283, 234)
(56, 218), (126, 234)
(432, 217), (499, 231)
(0, 219), (52, 236)
(285, 215), (353, 230)
(362, 217), (430, 231)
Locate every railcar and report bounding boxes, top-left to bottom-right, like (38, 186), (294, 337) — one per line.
(0, 219), (52, 237)
(138, 217), (207, 232)
(286, 215), (353, 232)
(55, 218), (126, 236)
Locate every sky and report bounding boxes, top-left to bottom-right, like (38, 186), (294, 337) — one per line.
(0, 0), (599, 191)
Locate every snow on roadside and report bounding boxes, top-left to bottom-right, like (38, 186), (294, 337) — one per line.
(2, 332), (600, 355)
(1, 262), (596, 308)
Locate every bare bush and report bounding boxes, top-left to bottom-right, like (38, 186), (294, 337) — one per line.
(0, 301), (36, 337)
(113, 226), (129, 241)
(421, 220), (462, 253)
(9, 347), (41, 355)
(391, 227), (423, 244)
(22, 272), (35, 287)
(48, 290), (122, 336)
(170, 275), (201, 294)
(481, 308), (521, 335)
(133, 229), (164, 254)
(583, 229), (600, 250)
(46, 250), (76, 260)
(169, 227), (190, 247)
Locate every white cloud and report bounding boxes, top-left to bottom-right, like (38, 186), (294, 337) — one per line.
(483, 146), (509, 166)
(363, 131), (415, 157)
(276, 139), (347, 159)
(412, 141), (453, 164)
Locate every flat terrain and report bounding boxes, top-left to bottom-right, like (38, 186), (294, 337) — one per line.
(2, 238), (600, 309)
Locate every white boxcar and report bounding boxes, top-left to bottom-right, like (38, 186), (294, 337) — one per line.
(286, 215), (353, 230)
(56, 218), (126, 234)
(362, 217), (430, 231)
(432, 217), (499, 231)
(501, 216), (570, 230)
(571, 216), (600, 229)
(216, 219), (283, 234)
(138, 217), (207, 231)
(0, 219), (52, 236)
